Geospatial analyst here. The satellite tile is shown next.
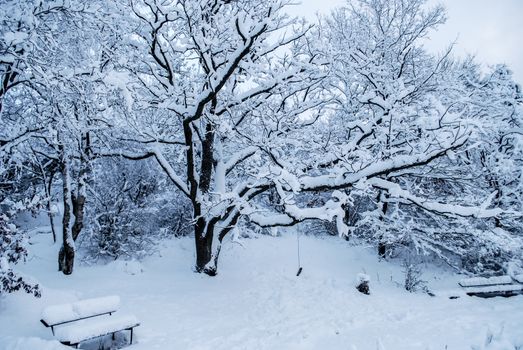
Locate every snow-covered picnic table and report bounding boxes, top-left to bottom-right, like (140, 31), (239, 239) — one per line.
(458, 276), (523, 298)
(513, 274), (523, 284)
(40, 296), (139, 348)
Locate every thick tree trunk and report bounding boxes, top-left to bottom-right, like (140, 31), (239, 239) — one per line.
(71, 194), (86, 241)
(58, 156), (75, 275)
(72, 135), (89, 241)
(58, 243), (75, 275)
(195, 234), (214, 274)
(193, 211), (241, 276)
(199, 123), (215, 193)
(57, 143), (89, 274)
(194, 119), (218, 275)
(194, 219), (217, 276)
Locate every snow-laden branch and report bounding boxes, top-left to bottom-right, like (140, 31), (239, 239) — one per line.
(0, 128), (43, 154)
(247, 180), (349, 236)
(300, 132), (470, 191)
(248, 198), (349, 236)
(368, 178), (521, 219)
(152, 148), (190, 197)
(224, 146), (258, 175)
(94, 148), (190, 198)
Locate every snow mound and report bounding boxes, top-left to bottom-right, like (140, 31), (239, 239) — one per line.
(110, 260), (145, 275)
(355, 272), (370, 286)
(471, 326), (523, 350)
(0, 336), (69, 350)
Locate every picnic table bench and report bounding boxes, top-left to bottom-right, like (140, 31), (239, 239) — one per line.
(458, 275), (523, 298)
(40, 295), (140, 348)
(513, 274), (523, 284)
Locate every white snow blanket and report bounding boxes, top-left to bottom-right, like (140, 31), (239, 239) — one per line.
(458, 276), (513, 287)
(54, 314), (139, 344)
(41, 296), (120, 326)
(0, 336), (69, 350)
(4, 235), (523, 350)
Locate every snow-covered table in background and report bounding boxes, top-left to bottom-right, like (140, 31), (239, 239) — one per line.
(458, 276), (523, 298)
(513, 274), (523, 284)
(40, 296), (140, 348)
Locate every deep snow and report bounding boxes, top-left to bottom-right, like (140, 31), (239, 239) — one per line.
(1, 230), (523, 350)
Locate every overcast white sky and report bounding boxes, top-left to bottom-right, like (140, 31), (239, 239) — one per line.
(289, 0), (523, 84)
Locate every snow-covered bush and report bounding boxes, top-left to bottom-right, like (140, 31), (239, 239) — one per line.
(348, 191), (523, 275)
(402, 257), (426, 293)
(0, 201), (41, 298)
(82, 159), (191, 261)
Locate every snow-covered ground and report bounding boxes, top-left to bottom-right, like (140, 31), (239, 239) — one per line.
(1, 231), (523, 350)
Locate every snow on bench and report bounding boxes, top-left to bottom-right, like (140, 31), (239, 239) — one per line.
(458, 275), (523, 298)
(54, 314), (139, 346)
(41, 296), (139, 348)
(462, 284), (523, 295)
(41, 296), (120, 329)
(458, 276), (513, 288)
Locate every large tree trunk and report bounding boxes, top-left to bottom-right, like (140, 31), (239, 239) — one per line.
(71, 163), (87, 241)
(195, 234), (214, 275)
(194, 119), (218, 275)
(72, 134), (90, 241)
(194, 218), (217, 276)
(58, 141), (89, 274)
(199, 123), (215, 193)
(193, 210), (242, 276)
(71, 194), (85, 241)
(58, 157), (75, 275)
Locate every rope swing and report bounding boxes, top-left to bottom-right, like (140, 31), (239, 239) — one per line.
(296, 230), (303, 276)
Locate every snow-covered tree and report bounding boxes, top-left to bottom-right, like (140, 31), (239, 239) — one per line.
(1, 0), (521, 277)
(302, 0), (523, 272)
(105, 0), (523, 275)
(109, 0), (326, 274)
(1, 0), (132, 274)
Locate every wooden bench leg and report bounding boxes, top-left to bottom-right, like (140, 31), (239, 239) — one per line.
(130, 328), (134, 344)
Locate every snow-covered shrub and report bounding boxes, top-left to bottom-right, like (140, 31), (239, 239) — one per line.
(402, 256), (426, 293)
(82, 159), (191, 261)
(0, 201), (41, 298)
(462, 245), (509, 275)
(355, 273), (370, 295)
(351, 192), (523, 275)
(300, 219), (338, 237)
